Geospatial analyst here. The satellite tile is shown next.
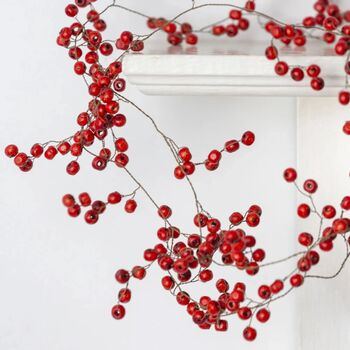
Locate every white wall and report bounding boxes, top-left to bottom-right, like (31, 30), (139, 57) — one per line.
(0, 1), (347, 350)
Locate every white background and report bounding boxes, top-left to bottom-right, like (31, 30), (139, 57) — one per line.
(0, 1), (349, 349)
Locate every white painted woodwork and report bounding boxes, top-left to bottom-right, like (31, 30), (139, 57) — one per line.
(124, 41), (346, 96)
(296, 98), (350, 350)
(125, 44), (350, 350)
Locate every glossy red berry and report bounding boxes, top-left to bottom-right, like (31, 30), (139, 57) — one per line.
(265, 46), (278, 60)
(310, 77), (324, 91)
(125, 199), (137, 213)
(65, 4), (79, 17)
(341, 196), (350, 210)
(5, 144), (19, 158)
(79, 192), (91, 206)
(297, 203), (311, 218)
(283, 168), (297, 182)
(115, 269), (130, 284)
(343, 121), (350, 135)
(242, 131), (255, 146)
(258, 285), (271, 299)
(290, 273), (304, 287)
(225, 140), (240, 152)
(62, 194), (75, 208)
(306, 64), (321, 77)
(339, 91), (350, 105)
(270, 279), (284, 294)
(161, 276), (175, 290)
(303, 179), (318, 193)
(115, 153), (129, 167)
(256, 308), (270, 323)
(208, 150), (222, 163)
(298, 232), (313, 247)
(199, 269), (213, 282)
(275, 61), (289, 76)
(111, 304), (125, 320)
(291, 67), (304, 81)
(322, 205), (336, 219)
(132, 266), (146, 280)
(216, 279), (229, 293)
(118, 288), (132, 303)
(85, 210), (99, 224)
(243, 327), (257, 341)
(158, 205), (172, 219)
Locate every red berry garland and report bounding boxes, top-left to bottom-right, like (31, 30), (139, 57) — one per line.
(4, 0), (350, 343)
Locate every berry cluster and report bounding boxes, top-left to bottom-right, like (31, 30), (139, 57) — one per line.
(147, 18), (198, 46)
(174, 131), (255, 179)
(62, 189), (139, 224)
(5, 0), (350, 343)
(212, 9), (250, 37)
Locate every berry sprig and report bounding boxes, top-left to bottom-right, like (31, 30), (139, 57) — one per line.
(174, 131), (255, 179)
(62, 187), (140, 224)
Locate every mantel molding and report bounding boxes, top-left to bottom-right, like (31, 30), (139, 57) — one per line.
(124, 41), (346, 96)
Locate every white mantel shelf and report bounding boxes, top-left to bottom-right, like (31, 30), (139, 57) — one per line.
(123, 41), (346, 96)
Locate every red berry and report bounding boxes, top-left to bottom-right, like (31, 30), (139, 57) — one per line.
(118, 288), (131, 303)
(310, 77), (324, 91)
(332, 218), (348, 234)
(306, 64), (321, 77)
(270, 279), (284, 294)
(14, 152), (28, 166)
(290, 274), (304, 287)
(30, 144), (44, 158)
(256, 308), (270, 323)
(275, 61), (289, 76)
(215, 319), (228, 332)
(186, 34), (198, 45)
(216, 279), (229, 293)
(243, 326), (257, 341)
(85, 210), (99, 224)
(68, 204), (81, 217)
(297, 203), (311, 218)
(339, 91), (350, 105)
(298, 232), (313, 246)
(258, 285), (271, 299)
(65, 4), (79, 17)
(291, 67), (304, 81)
(66, 161), (80, 175)
(283, 168), (297, 182)
(79, 192), (91, 206)
(108, 192), (122, 204)
(265, 46), (278, 60)
(176, 291), (190, 305)
(229, 10), (242, 20)
(208, 150), (222, 163)
(132, 266), (146, 280)
(303, 179), (318, 193)
(242, 131), (255, 146)
(111, 304), (125, 320)
(199, 269), (213, 282)
(322, 205), (336, 219)
(178, 147), (192, 162)
(343, 121), (350, 135)
(115, 153), (129, 167)
(74, 61), (86, 75)
(115, 269), (130, 284)
(62, 194), (75, 208)
(225, 140), (240, 152)
(158, 205), (172, 219)
(5, 144), (19, 158)
(125, 199), (137, 213)
(161, 276), (175, 290)
(341, 196), (350, 210)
